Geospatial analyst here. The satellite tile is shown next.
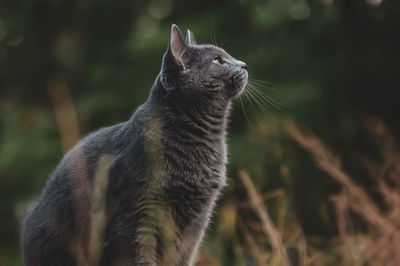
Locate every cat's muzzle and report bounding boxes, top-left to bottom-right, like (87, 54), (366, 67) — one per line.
(235, 70), (248, 96)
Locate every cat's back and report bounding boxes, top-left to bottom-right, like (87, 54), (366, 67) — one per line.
(21, 105), (148, 266)
(27, 102), (149, 206)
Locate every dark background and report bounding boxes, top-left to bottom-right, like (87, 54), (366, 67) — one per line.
(1, 0), (399, 265)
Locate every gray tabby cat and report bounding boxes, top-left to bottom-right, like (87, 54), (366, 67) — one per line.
(21, 24), (248, 266)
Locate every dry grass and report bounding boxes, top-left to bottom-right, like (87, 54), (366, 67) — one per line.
(238, 168), (291, 266)
(204, 117), (400, 265)
(285, 118), (400, 265)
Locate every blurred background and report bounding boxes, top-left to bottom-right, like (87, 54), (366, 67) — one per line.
(1, 0), (400, 265)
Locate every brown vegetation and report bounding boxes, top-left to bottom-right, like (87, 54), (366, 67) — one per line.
(199, 117), (400, 265)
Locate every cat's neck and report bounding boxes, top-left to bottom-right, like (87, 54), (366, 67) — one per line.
(147, 73), (231, 137)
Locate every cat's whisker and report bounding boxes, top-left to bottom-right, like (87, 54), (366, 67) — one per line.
(248, 80), (283, 99)
(243, 89), (257, 113)
(209, 25), (214, 46)
(245, 84), (281, 121)
(246, 87), (278, 121)
(248, 78), (282, 92)
(239, 95), (251, 126)
(247, 85), (274, 107)
(243, 87), (276, 124)
(209, 23), (218, 46)
(247, 80), (290, 111)
(247, 84), (280, 111)
(243, 95), (266, 128)
(256, 89), (287, 111)
(243, 89), (265, 123)
(246, 87), (268, 113)
(213, 25), (218, 46)
(225, 43), (240, 51)
(248, 85), (283, 112)
(220, 39), (228, 49)
(249, 78), (281, 88)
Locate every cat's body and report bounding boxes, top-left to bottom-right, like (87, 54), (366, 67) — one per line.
(22, 25), (248, 266)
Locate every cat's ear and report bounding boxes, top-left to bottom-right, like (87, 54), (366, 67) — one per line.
(168, 24), (187, 66)
(186, 29), (197, 45)
(161, 25), (187, 90)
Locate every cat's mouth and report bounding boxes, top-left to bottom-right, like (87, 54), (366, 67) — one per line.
(232, 70), (248, 97)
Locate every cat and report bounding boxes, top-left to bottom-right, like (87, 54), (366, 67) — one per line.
(21, 24), (248, 266)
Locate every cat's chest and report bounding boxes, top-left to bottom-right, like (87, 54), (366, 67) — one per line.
(143, 113), (227, 190)
(166, 135), (226, 176)
(163, 141), (226, 231)
(165, 138), (227, 199)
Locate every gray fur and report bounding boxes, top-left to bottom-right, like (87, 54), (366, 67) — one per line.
(21, 24), (248, 266)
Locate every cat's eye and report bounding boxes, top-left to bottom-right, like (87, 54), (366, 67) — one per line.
(213, 56), (224, 65)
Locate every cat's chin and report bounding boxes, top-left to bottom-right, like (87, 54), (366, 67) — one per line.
(232, 72), (248, 98)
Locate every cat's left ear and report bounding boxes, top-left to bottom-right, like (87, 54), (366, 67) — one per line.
(186, 29), (197, 45)
(168, 24), (187, 66)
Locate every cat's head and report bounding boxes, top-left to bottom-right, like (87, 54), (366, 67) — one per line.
(160, 24), (248, 100)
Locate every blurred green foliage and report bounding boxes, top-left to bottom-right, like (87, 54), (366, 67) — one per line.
(0, 0), (399, 265)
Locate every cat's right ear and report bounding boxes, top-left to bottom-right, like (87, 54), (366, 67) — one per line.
(167, 24), (187, 67)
